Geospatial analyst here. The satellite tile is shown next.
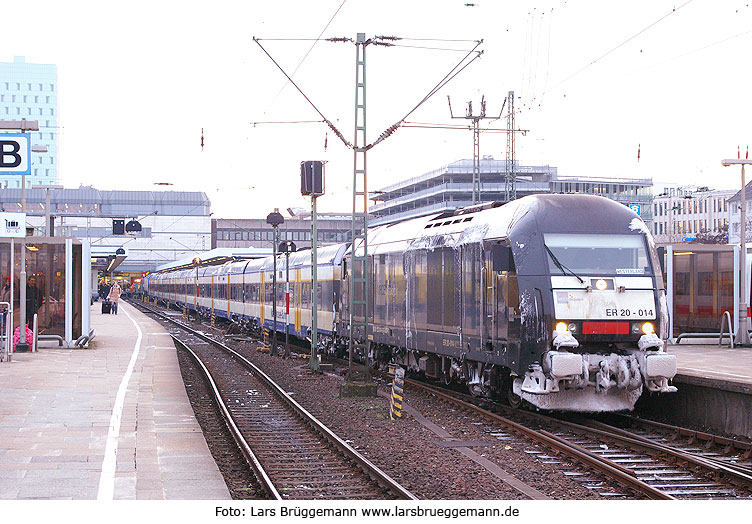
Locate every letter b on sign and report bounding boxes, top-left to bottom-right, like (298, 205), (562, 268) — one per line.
(0, 141), (21, 168)
(0, 134), (31, 175)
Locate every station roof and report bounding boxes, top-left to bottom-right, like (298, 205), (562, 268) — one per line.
(155, 247), (273, 272)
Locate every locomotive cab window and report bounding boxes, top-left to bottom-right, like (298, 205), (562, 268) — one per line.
(544, 233), (652, 276)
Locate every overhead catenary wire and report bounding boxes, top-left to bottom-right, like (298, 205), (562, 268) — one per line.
(253, 36), (484, 152)
(253, 37), (353, 149)
(265, 0), (350, 109)
(365, 40), (484, 150)
(528, 0), (696, 109)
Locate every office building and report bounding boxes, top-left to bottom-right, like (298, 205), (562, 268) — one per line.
(653, 186), (733, 244)
(369, 157), (654, 227)
(0, 56), (58, 188)
(212, 211), (354, 251)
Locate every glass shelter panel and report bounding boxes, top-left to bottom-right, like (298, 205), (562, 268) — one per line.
(672, 250), (734, 336)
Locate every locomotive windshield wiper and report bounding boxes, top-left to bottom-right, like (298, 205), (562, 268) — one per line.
(544, 244), (584, 284)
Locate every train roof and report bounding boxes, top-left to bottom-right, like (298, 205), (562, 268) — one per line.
(355, 194), (649, 256)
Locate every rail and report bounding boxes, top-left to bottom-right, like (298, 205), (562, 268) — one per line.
(404, 378), (673, 500)
(171, 336), (281, 500)
(135, 299), (416, 500)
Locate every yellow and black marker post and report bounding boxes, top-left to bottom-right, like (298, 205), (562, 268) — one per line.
(259, 326), (270, 353)
(390, 367), (405, 420)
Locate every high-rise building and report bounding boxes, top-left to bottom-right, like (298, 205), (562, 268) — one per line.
(369, 157), (654, 227)
(0, 56), (58, 188)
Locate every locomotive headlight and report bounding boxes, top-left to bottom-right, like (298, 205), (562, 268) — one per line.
(641, 322), (655, 335)
(595, 279), (608, 291)
(631, 323), (642, 334)
(567, 323), (578, 333)
(555, 322), (569, 334)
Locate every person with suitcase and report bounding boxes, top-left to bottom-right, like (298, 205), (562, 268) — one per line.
(107, 282), (122, 315)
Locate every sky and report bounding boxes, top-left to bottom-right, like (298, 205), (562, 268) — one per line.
(2, 0), (752, 217)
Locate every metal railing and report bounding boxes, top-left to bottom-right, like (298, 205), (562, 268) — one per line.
(0, 302), (11, 362)
(675, 311), (737, 347)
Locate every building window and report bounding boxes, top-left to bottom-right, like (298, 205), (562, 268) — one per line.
(50, 84), (54, 91)
(39, 83), (43, 91)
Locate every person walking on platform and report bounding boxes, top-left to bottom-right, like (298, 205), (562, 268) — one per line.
(107, 282), (122, 315)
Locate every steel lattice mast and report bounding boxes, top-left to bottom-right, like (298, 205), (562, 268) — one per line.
(347, 33), (372, 384)
(505, 90), (516, 202)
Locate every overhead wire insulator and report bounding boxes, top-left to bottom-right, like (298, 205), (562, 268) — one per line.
(325, 120), (353, 149)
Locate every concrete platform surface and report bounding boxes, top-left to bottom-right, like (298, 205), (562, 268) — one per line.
(667, 341), (752, 392)
(0, 301), (230, 500)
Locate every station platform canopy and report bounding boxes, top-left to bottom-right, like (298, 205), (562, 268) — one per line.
(90, 245), (127, 273)
(155, 247), (273, 273)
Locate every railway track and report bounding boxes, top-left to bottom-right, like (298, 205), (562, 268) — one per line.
(133, 301), (416, 501)
(585, 414), (752, 478)
(398, 378), (752, 500)
(134, 298), (752, 500)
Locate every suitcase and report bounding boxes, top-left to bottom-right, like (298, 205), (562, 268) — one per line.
(102, 300), (112, 314)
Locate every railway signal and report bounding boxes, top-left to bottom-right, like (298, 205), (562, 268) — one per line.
(279, 240), (297, 358)
(266, 210), (284, 356)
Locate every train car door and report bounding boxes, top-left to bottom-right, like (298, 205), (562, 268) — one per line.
(484, 241), (512, 349)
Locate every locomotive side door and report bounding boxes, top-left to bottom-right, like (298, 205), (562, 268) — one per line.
(484, 241), (512, 349)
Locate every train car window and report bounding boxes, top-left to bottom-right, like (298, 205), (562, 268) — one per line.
(491, 244), (514, 272)
(544, 233), (651, 276)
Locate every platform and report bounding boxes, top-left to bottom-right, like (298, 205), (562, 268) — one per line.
(637, 341), (752, 438)
(667, 341), (752, 391)
(0, 301), (230, 500)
